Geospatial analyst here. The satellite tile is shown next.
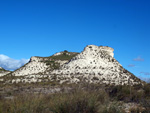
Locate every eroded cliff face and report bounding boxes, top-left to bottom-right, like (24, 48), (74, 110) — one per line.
(0, 45), (143, 85)
(50, 45), (142, 85)
(10, 57), (48, 76)
(0, 51), (79, 78)
(10, 55), (70, 76)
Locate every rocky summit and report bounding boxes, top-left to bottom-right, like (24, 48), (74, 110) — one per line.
(50, 45), (142, 85)
(0, 45), (143, 85)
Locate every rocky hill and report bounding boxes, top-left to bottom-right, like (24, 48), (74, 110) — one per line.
(0, 45), (143, 85)
(0, 51), (78, 84)
(49, 45), (142, 85)
(0, 67), (10, 78)
(9, 51), (78, 76)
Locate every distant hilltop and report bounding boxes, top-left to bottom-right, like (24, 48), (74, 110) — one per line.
(0, 45), (144, 85)
(0, 67), (10, 77)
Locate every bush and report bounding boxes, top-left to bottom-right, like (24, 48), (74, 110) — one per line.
(143, 84), (150, 97)
(0, 86), (124, 113)
(49, 89), (107, 113)
(108, 85), (145, 102)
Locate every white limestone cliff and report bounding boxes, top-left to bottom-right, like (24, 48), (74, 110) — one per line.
(11, 57), (49, 76)
(1, 45), (143, 85)
(10, 54), (70, 77)
(50, 45), (141, 85)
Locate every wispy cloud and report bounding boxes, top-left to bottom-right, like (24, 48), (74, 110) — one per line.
(0, 54), (29, 71)
(128, 64), (135, 67)
(140, 72), (150, 76)
(138, 76), (150, 83)
(133, 56), (144, 61)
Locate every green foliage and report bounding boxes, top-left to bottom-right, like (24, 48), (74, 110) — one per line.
(50, 52), (78, 61)
(108, 85), (145, 102)
(143, 83), (150, 97)
(42, 52), (78, 70)
(49, 90), (100, 113)
(0, 68), (6, 72)
(44, 60), (60, 69)
(64, 50), (68, 52)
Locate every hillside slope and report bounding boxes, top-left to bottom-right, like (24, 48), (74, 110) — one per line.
(0, 67), (10, 76)
(1, 45), (143, 85)
(49, 45), (143, 85)
(8, 51), (78, 76)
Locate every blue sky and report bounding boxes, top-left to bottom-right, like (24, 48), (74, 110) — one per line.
(0, 0), (149, 80)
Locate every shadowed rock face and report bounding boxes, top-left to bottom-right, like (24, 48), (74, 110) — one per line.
(1, 45), (143, 85)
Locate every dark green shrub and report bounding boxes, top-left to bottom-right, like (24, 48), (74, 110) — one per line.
(143, 84), (150, 97)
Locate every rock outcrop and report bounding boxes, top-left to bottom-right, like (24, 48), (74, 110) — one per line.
(9, 51), (78, 77)
(49, 45), (142, 85)
(0, 45), (143, 85)
(11, 57), (49, 76)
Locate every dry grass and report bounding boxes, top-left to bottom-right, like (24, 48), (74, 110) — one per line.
(0, 85), (125, 113)
(0, 83), (150, 113)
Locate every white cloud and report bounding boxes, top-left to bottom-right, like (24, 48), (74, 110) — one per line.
(128, 64), (135, 67)
(133, 56), (144, 61)
(140, 72), (150, 76)
(0, 54), (29, 71)
(138, 76), (150, 83)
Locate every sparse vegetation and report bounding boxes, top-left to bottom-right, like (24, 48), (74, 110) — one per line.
(0, 83), (150, 113)
(0, 67), (9, 72)
(0, 45), (149, 112)
(0, 84), (123, 113)
(0, 68), (5, 72)
(40, 51), (79, 70)
(50, 51), (78, 61)
(44, 60), (60, 69)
